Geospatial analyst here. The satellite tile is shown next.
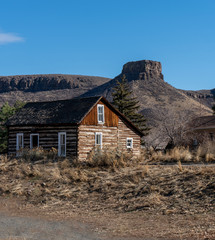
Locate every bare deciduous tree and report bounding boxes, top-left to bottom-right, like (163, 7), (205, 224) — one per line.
(145, 108), (200, 150)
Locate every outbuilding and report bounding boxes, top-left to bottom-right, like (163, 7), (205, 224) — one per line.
(191, 115), (215, 143)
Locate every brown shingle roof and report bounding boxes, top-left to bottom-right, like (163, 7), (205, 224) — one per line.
(6, 96), (101, 126)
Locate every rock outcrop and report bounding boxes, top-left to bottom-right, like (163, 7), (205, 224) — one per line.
(0, 74), (110, 107)
(0, 74), (110, 93)
(121, 60), (164, 82)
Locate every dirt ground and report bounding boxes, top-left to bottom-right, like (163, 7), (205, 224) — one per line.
(0, 158), (214, 240)
(0, 193), (214, 239)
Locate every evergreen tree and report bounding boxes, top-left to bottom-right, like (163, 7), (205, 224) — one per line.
(112, 75), (149, 135)
(0, 101), (25, 153)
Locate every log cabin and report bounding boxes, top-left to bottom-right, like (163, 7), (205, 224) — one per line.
(6, 96), (143, 160)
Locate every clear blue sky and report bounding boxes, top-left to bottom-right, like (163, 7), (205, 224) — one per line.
(0, 0), (215, 90)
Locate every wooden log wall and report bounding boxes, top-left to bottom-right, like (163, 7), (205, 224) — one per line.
(118, 118), (141, 156)
(8, 125), (78, 157)
(78, 125), (118, 161)
(78, 118), (141, 161)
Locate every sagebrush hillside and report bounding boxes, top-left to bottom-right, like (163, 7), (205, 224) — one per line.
(0, 60), (214, 129)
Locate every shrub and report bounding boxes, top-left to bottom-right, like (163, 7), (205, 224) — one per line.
(72, 148), (135, 169)
(20, 147), (58, 162)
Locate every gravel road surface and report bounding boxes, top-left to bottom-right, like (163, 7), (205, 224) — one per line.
(0, 212), (103, 240)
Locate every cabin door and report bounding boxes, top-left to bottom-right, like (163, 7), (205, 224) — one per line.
(30, 134), (39, 149)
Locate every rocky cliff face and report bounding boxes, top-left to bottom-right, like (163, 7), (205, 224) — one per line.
(0, 74), (110, 93)
(122, 60), (164, 82)
(0, 74), (110, 106)
(181, 89), (215, 108)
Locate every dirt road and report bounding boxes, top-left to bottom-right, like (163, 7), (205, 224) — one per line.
(0, 212), (103, 240)
(0, 210), (147, 240)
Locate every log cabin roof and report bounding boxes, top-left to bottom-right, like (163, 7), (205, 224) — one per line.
(6, 96), (144, 136)
(6, 96), (101, 126)
(192, 115), (215, 130)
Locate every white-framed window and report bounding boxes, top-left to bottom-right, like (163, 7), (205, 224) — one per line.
(58, 132), (66, 157)
(16, 133), (24, 156)
(95, 132), (102, 149)
(97, 104), (104, 124)
(30, 134), (39, 149)
(126, 138), (133, 149)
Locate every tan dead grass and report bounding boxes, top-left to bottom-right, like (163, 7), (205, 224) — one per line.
(0, 150), (214, 218)
(149, 146), (193, 163)
(147, 141), (215, 164)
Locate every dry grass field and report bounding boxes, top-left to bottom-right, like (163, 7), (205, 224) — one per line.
(0, 147), (214, 239)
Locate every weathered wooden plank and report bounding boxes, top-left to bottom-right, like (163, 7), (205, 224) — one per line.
(8, 125), (78, 157)
(81, 100), (119, 127)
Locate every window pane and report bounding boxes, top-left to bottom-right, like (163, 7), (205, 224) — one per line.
(98, 113), (103, 122)
(127, 138), (133, 148)
(95, 133), (102, 148)
(98, 106), (103, 113)
(61, 134), (65, 144)
(61, 145), (65, 156)
(58, 133), (66, 156)
(96, 134), (100, 145)
(18, 135), (23, 149)
(98, 105), (104, 123)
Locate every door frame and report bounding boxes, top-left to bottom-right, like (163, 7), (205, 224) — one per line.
(30, 133), (39, 149)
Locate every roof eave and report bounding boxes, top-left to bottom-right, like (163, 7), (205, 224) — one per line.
(7, 122), (79, 128)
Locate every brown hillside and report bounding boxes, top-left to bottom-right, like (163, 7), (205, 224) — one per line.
(0, 74), (110, 107)
(81, 60), (214, 126)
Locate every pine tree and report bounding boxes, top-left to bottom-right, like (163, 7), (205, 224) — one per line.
(112, 75), (149, 136)
(0, 101), (25, 153)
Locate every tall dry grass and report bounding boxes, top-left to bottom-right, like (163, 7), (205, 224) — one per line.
(147, 141), (215, 163)
(148, 146), (193, 163)
(19, 147), (58, 162)
(0, 146), (214, 218)
(72, 147), (137, 169)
